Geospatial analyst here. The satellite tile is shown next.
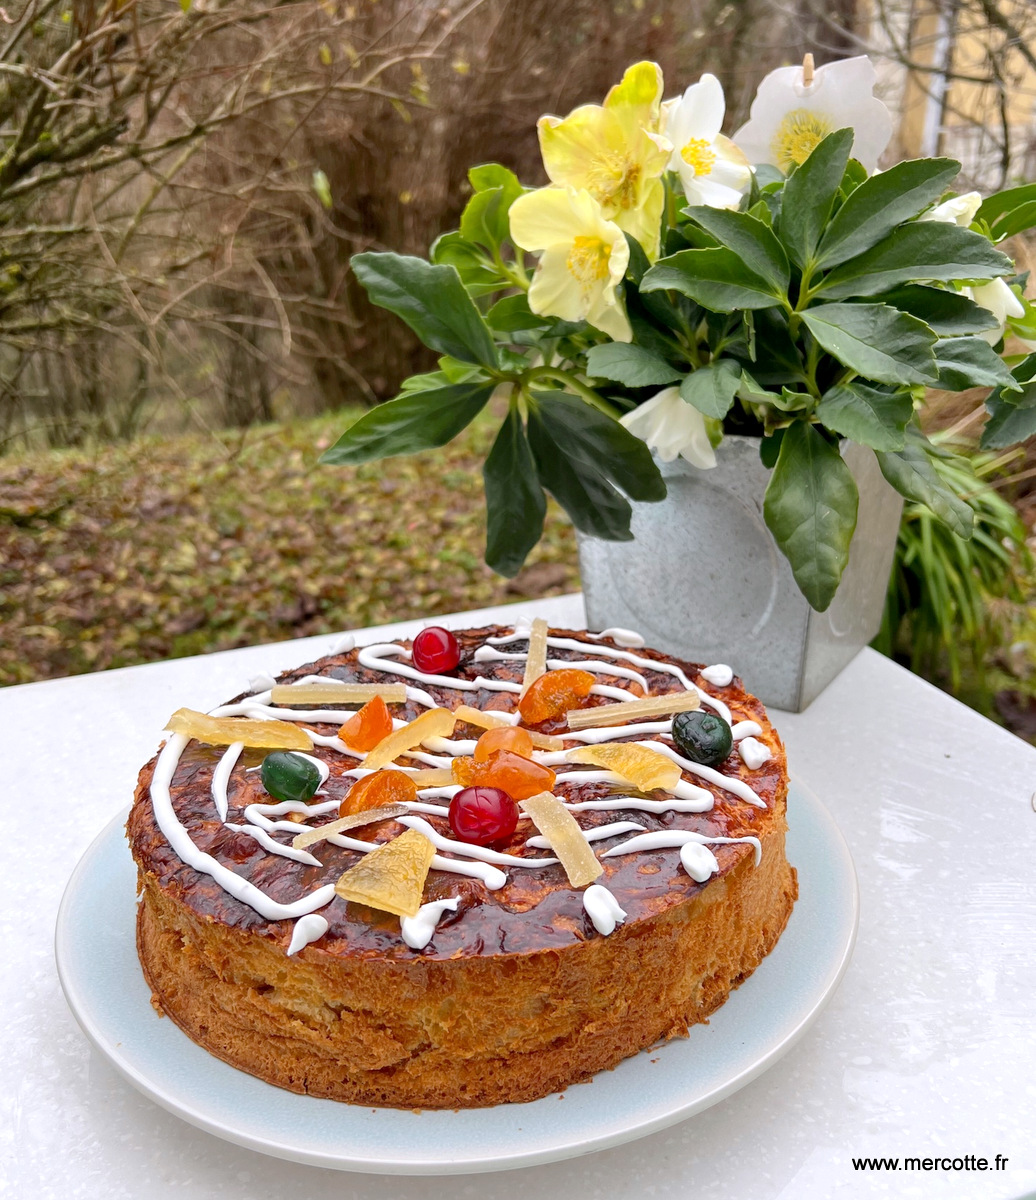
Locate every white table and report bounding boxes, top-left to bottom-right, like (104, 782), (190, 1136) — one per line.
(4, 593), (1035, 1200)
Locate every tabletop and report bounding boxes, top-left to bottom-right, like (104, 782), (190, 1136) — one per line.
(3, 592), (1034, 1200)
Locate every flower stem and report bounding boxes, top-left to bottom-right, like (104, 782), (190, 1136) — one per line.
(525, 366), (623, 418)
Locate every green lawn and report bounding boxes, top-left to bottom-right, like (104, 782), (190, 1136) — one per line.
(0, 412), (580, 687)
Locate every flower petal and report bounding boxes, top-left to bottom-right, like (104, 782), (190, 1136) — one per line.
(510, 186), (600, 252)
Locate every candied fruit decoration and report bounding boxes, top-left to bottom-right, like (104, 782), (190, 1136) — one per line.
(260, 751), (322, 803)
(270, 682), (406, 705)
(449, 786), (519, 847)
(334, 828), (436, 918)
(338, 695), (393, 753)
(165, 708), (311, 751)
(518, 669), (595, 725)
(292, 803), (409, 849)
(520, 792), (602, 887)
(521, 617), (549, 696)
(473, 725), (534, 762)
(412, 626), (461, 674)
(672, 710), (733, 766)
(340, 769), (418, 817)
(453, 706), (564, 751)
(565, 691), (700, 730)
(451, 749), (556, 800)
(363, 706), (456, 771)
(566, 742), (681, 792)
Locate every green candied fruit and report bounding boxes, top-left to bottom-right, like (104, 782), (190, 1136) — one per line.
(260, 751), (322, 804)
(671, 710), (733, 767)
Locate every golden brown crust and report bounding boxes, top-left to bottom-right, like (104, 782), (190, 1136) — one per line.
(128, 626), (797, 1107)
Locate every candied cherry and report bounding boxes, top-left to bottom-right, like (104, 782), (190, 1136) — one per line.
(518, 668), (595, 725)
(412, 626), (460, 674)
(338, 695), (393, 752)
(339, 769), (417, 817)
(449, 786), (518, 847)
(473, 724), (534, 762)
(671, 710), (733, 766)
(260, 751), (322, 804)
(452, 749), (556, 800)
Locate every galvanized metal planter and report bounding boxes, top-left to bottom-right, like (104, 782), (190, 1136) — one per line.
(578, 435), (903, 712)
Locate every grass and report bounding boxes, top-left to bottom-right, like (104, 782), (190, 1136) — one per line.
(0, 410), (580, 687)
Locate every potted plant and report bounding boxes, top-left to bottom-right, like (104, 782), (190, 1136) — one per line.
(322, 55), (1036, 709)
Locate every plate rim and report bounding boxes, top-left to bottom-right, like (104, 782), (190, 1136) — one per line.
(55, 778), (858, 1175)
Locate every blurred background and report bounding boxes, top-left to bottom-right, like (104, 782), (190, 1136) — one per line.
(2, 0), (1035, 740)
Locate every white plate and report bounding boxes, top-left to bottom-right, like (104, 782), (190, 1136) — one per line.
(56, 780), (857, 1175)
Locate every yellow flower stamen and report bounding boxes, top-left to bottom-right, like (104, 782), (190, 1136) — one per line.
(680, 138), (716, 177)
(771, 108), (833, 170)
(566, 235), (610, 297)
(584, 154), (642, 212)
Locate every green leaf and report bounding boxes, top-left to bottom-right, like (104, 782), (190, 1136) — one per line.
(585, 343), (683, 387)
(682, 207), (790, 294)
(482, 407), (545, 576)
(624, 233), (652, 285)
(526, 392), (666, 540)
(801, 302), (938, 385)
(460, 166), (523, 252)
(468, 163), (523, 195)
(777, 128), (853, 269)
(353, 252), (500, 367)
(815, 382), (913, 451)
(976, 183), (1036, 241)
(763, 421), (859, 611)
(641, 248), (783, 311)
(679, 360), (742, 419)
(815, 158), (961, 267)
(319, 381), (494, 465)
(932, 337), (1018, 392)
(816, 223), (1014, 299)
(429, 232), (502, 297)
(868, 285), (998, 336)
(981, 389), (1036, 448)
(486, 293), (551, 332)
(876, 429), (974, 538)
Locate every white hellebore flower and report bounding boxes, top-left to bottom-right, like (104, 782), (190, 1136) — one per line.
(620, 387), (716, 469)
(733, 55), (892, 174)
(920, 190), (1024, 344)
(509, 185), (632, 342)
(662, 74), (751, 210)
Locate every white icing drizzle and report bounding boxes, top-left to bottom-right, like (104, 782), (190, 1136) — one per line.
(549, 768), (715, 809)
(226, 821), (323, 867)
(244, 798), (338, 831)
(248, 672), (277, 694)
(738, 737), (772, 770)
(563, 720), (673, 744)
(582, 884), (628, 935)
(680, 842), (720, 883)
(395, 814), (559, 869)
(731, 720), (762, 742)
(211, 742), (243, 822)
(485, 631), (731, 723)
(700, 663), (734, 687)
(401, 898), (459, 950)
(631, 740), (765, 809)
(324, 831), (507, 890)
(287, 914), (329, 955)
(330, 632), (356, 655)
(526, 820), (645, 849)
(422, 736), (478, 756)
(473, 646), (650, 691)
(149, 735), (336, 922)
(601, 829), (763, 867)
(358, 643), (523, 695)
(565, 794), (713, 815)
(292, 752), (331, 785)
(585, 627), (646, 649)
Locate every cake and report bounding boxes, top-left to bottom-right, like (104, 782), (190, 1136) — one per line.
(127, 622), (797, 1108)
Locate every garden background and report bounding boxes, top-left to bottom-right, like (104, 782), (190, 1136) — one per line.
(2, 0), (1035, 741)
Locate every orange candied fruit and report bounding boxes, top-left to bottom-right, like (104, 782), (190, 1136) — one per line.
(338, 695), (393, 753)
(518, 668), (595, 725)
(473, 724), (534, 762)
(339, 769), (417, 817)
(451, 749), (556, 801)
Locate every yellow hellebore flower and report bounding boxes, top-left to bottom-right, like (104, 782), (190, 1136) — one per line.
(537, 61), (671, 261)
(509, 186), (632, 342)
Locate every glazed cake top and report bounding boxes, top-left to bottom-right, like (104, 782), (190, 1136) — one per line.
(127, 624), (787, 961)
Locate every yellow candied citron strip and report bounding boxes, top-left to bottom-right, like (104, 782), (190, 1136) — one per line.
(564, 691), (700, 730)
(362, 706), (457, 771)
(269, 682), (407, 706)
(519, 792), (602, 888)
(165, 708), (312, 751)
(453, 704), (564, 751)
(291, 803), (408, 850)
(333, 828), (436, 918)
(520, 617), (549, 698)
(406, 768), (456, 786)
(565, 742), (682, 791)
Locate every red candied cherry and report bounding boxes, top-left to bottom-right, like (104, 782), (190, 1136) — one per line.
(412, 625), (461, 674)
(449, 786), (518, 847)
